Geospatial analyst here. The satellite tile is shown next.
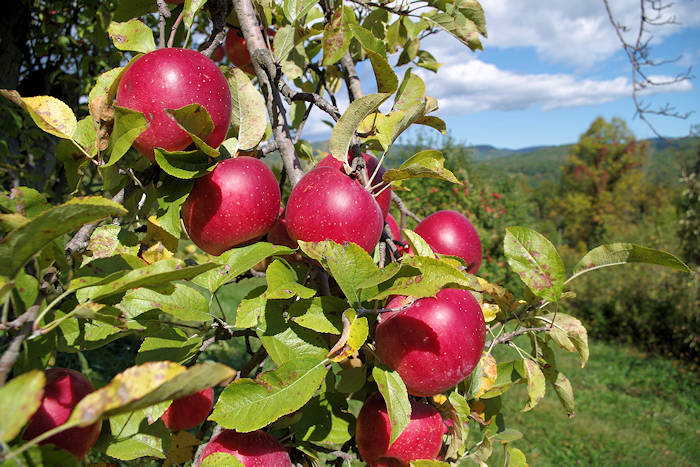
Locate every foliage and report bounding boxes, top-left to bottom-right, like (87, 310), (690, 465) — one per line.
(0, 1), (692, 466)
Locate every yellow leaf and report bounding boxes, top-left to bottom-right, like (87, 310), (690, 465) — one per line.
(1, 90), (77, 139)
(474, 354), (498, 398)
(165, 430), (201, 466)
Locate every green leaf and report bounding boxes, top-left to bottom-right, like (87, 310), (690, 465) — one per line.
(507, 447), (529, 467)
(105, 105), (149, 167)
(522, 358), (546, 411)
(371, 255), (480, 301)
(235, 291), (268, 329)
(119, 283), (211, 322)
(201, 452), (245, 467)
(348, 23), (386, 56)
(0, 197), (127, 279)
(540, 312), (589, 367)
(411, 461), (450, 467)
(291, 394), (354, 447)
(106, 408), (170, 460)
(467, 353), (498, 399)
(283, 0), (319, 24)
(288, 296), (347, 334)
(297, 241), (379, 307)
(328, 309), (368, 362)
(183, 0), (208, 31)
(393, 69), (425, 111)
(264, 259), (315, 300)
(86, 225), (140, 259)
(571, 243), (691, 281)
(193, 242), (296, 292)
(0, 370), (45, 442)
(107, 20), (156, 54)
(273, 25), (295, 62)
(322, 8), (350, 66)
(481, 360), (526, 398)
(422, 1), (487, 51)
(329, 92), (391, 161)
(402, 229), (436, 258)
(504, 227), (565, 303)
(0, 90), (77, 139)
(136, 328), (202, 365)
(155, 176), (194, 239)
(372, 365), (410, 446)
(383, 149), (460, 185)
(82, 259), (218, 302)
(68, 361), (235, 426)
(154, 148), (217, 179)
(210, 358), (328, 432)
(227, 68), (267, 151)
(366, 50), (399, 94)
(165, 104), (219, 157)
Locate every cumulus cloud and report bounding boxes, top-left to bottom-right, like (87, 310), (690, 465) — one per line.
(474, 0), (700, 67)
(413, 58), (692, 115)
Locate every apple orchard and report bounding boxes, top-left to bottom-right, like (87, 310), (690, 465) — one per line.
(0, 1), (691, 466)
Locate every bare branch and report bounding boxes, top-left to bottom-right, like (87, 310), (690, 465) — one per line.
(200, 0), (230, 57)
(155, 0), (172, 49)
(391, 191), (422, 223)
(485, 326), (550, 349)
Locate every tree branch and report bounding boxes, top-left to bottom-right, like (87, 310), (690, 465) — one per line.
(155, 0), (171, 49)
(232, 0), (304, 187)
(485, 326), (550, 350)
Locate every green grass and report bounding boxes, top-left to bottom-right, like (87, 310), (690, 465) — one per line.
(488, 340), (700, 466)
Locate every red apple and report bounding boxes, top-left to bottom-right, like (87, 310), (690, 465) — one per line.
(284, 166), (384, 253)
(160, 388), (214, 431)
(375, 289), (486, 397)
(22, 368), (101, 460)
(115, 48), (232, 161)
(316, 152), (391, 218)
(165, 0), (184, 4)
(182, 156), (281, 256)
(356, 392), (444, 466)
(414, 210), (482, 273)
(197, 430), (292, 466)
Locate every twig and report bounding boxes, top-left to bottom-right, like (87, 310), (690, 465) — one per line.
(238, 346), (267, 378)
(484, 326), (550, 349)
(391, 191), (422, 223)
(0, 298), (43, 386)
(166, 10), (184, 48)
(155, 0), (172, 49)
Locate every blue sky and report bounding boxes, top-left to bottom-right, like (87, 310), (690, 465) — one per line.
(303, 0), (700, 149)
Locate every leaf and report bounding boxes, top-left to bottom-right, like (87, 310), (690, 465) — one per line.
(322, 8), (350, 66)
(383, 150), (460, 185)
(288, 296), (347, 334)
(366, 50), (398, 94)
(87, 225), (140, 259)
(68, 361), (235, 426)
(504, 227), (565, 303)
(201, 452), (245, 467)
(540, 312), (589, 367)
(82, 259), (218, 302)
(1, 90), (77, 139)
(328, 309), (368, 362)
(297, 241), (379, 307)
(507, 447), (529, 467)
(422, 1), (487, 51)
(154, 148), (217, 179)
(165, 104), (219, 157)
(155, 176), (194, 240)
(107, 20), (156, 54)
(183, 0), (208, 30)
(522, 359), (545, 411)
(571, 243), (691, 280)
(291, 394), (354, 447)
(264, 259), (316, 300)
(210, 358), (328, 432)
(166, 431), (201, 465)
(402, 229), (437, 258)
(371, 255), (481, 301)
(394, 69), (425, 111)
(136, 328), (203, 365)
(467, 353), (498, 399)
(372, 365), (411, 446)
(0, 370), (45, 442)
(348, 23), (386, 56)
(119, 283), (211, 322)
(283, 0), (319, 23)
(273, 25), (295, 62)
(227, 68), (268, 152)
(106, 408), (170, 460)
(0, 197), (127, 279)
(193, 242), (296, 292)
(481, 360), (526, 398)
(411, 461), (450, 467)
(329, 93), (391, 162)
(103, 105), (149, 166)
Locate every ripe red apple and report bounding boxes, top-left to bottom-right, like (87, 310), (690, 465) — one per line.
(316, 152), (392, 218)
(284, 166), (384, 253)
(115, 48), (232, 161)
(182, 156), (281, 256)
(356, 392), (444, 466)
(375, 288), (486, 397)
(22, 368), (101, 460)
(160, 387), (214, 431)
(197, 430), (292, 466)
(414, 210), (482, 273)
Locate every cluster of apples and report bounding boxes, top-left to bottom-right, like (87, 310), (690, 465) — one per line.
(106, 35), (487, 465)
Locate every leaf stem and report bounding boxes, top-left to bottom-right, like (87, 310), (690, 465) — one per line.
(32, 289), (75, 331)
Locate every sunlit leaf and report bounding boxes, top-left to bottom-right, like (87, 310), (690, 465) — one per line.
(0, 370), (45, 442)
(107, 20), (156, 54)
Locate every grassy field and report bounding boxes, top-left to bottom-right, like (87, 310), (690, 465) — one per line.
(488, 339), (699, 466)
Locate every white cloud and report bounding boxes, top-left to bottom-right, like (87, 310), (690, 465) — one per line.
(414, 58), (693, 115)
(476, 0), (700, 67)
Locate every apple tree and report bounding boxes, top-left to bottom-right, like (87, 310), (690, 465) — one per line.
(0, 0), (692, 465)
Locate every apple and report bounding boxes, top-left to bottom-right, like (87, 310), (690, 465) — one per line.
(375, 288), (486, 396)
(225, 27), (276, 75)
(22, 368), (101, 460)
(284, 166), (384, 253)
(160, 387), (214, 431)
(182, 156), (281, 256)
(316, 152), (392, 218)
(197, 429), (291, 466)
(115, 48), (232, 161)
(356, 392), (444, 466)
(414, 210), (482, 273)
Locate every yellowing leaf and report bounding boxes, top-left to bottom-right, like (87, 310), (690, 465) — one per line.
(165, 431), (200, 466)
(481, 303), (498, 323)
(1, 90), (77, 139)
(474, 354), (498, 399)
(522, 359), (546, 412)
